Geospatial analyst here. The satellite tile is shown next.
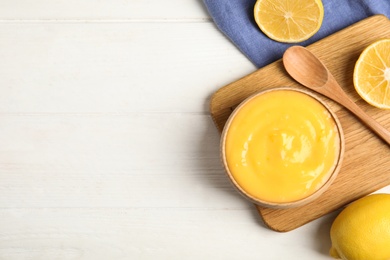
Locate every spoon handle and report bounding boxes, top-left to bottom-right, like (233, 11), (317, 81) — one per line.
(344, 99), (390, 145)
(327, 77), (390, 145)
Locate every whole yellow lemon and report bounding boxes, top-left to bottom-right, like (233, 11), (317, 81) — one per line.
(330, 193), (390, 260)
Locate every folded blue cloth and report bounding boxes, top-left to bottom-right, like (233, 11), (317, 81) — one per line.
(203, 0), (390, 68)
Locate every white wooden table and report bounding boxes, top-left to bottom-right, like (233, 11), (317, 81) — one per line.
(1, 1), (389, 259)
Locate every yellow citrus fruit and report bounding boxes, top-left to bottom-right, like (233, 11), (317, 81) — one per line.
(253, 0), (324, 43)
(353, 39), (390, 109)
(329, 193), (390, 260)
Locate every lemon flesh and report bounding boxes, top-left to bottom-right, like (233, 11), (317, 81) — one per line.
(330, 194), (390, 260)
(254, 0), (324, 43)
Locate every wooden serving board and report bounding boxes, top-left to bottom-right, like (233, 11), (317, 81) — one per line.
(210, 15), (390, 232)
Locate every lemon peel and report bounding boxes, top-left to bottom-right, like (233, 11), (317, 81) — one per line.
(330, 194), (390, 260)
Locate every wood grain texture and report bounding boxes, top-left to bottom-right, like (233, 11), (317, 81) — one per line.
(0, 23), (253, 114)
(0, 113), (252, 209)
(210, 15), (390, 232)
(0, 208), (337, 259)
(283, 45), (390, 146)
(0, 0), (209, 20)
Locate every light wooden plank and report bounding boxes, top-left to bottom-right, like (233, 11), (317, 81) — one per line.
(0, 0), (210, 20)
(0, 22), (255, 114)
(0, 113), (251, 208)
(0, 207), (337, 259)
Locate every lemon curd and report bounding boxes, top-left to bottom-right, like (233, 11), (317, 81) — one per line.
(223, 89), (342, 205)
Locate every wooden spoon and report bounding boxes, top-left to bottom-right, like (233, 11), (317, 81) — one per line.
(283, 45), (390, 146)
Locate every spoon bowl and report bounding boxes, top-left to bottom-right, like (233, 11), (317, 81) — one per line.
(283, 46), (390, 146)
(283, 46), (328, 88)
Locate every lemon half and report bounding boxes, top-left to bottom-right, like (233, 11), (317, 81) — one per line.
(254, 0), (324, 43)
(354, 39), (390, 109)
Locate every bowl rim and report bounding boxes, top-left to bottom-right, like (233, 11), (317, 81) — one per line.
(220, 86), (345, 209)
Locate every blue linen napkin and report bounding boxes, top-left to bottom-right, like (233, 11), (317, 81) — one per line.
(203, 0), (390, 68)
